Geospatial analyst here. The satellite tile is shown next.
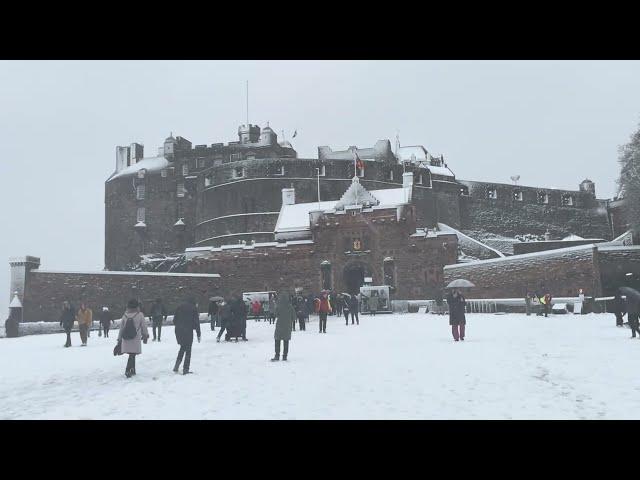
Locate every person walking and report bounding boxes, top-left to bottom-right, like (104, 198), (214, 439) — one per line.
(342, 295), (351, 325)
(620, 288), (640, 339)
(117, 299), (149, 378)
(76, 302), (92, 346)
(149, 298), (168, 342)
(316, 291), (331, 333)
(447, 289), (467, 341)
(216, 299), (232, 342)
(349, 294), (359, 325)
(295, 299), (306, 331)
(208, 298), (219, 331)
(99, 307), (114, 338)
(267, 295), (276, 324)
(59, 301), (76, 347)
(613, 291), (626, 327)
(173, 297), (201, 375)
(543, 293), (553, 318)
(272, 291), (295, 361)
(525, 292), (532, 316)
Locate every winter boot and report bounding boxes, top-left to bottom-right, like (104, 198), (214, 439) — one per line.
(282, 355), (287, 361)
(271, 355), (280, 362)
(173, 360), (180, 373)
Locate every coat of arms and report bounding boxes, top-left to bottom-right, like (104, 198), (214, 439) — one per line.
(353, 238), (362, 251)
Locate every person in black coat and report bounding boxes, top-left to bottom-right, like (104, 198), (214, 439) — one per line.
(149, 298), (168, 342)
(99, 307), (114, 337)
(59, 301), (76, 348)
(613, 292), (626, 327)
(208, 299), (219, 331)
(173, 297), (201, 375)
(446, 289), (466, 341)
(216, 299), (232, 342)
(349, 295), (359, 325)
(342, 296), (351, 325)
(227, 297), (248, 342)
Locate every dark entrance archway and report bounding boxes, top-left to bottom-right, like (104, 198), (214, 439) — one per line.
(343, 261), (370, 295)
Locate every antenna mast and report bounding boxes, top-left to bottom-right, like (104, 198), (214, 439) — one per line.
(246, 80), (249, 125)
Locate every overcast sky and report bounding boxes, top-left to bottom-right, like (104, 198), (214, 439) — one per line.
(1, 60), (639, 315)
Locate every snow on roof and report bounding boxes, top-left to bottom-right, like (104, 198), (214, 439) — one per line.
(397, 146), (428, 163)
(426, 165), (455, 177)
(335, 177), (380, 210)
(32, 269), (220, 278)
(445, 243), (602, 269)
(275, 186), (408, 233)
(562, 234), (584, 241)
(108, 156), (171, 181)
(9, 295), (22, 308)
(437, 223), (505, 258)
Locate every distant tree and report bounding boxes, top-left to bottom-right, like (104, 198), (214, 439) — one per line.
(618, 123), (640, 235)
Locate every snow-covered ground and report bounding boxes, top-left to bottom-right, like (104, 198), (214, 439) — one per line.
(0, 312), (638, 419)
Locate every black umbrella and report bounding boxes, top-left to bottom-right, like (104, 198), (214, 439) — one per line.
(620, 287), (640, 307)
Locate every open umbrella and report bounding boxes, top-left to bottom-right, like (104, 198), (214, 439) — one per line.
(446, 279), (475, 289)
(341, 292), (352, 298)
(209, 296), (224, 302)
(620, 287), (640, 308)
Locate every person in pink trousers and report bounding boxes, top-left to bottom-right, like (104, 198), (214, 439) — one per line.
(446, 289), (466, 341)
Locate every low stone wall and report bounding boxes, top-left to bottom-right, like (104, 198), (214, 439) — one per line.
(22, 270), (221, 323)
(444, 245), (602, 299)
(2, 313), (211, 338)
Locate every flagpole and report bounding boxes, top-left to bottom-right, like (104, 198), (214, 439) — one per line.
(316, 167), (321, 211)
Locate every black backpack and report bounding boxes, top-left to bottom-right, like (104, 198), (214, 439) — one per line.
(122, 315), (137, 340)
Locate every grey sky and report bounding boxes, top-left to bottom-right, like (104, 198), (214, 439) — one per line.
(1, 60), (639, 315)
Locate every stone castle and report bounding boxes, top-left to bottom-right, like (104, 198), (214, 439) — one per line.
(8, 121), (637, 323)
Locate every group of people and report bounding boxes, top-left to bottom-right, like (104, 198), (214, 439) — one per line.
(59, 301), (116, 347)
(524, 292), (554, 317)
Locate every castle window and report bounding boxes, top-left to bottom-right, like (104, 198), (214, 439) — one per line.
(317, 165), (326, 177)
(233, 167), (246, 179)
(230, 153), (240, 162)
(204, 174), (213, 187)
(161, 169), (168, 178)
(137, 207), (145, 223)
(136, 185), (145, 200)
(137, 169), (146, 179)
(197, 158), (205, 168)
(177, 183), (185, 198)
(416, 174), (423, 185)
(487, 187), (498, 200)
(274, 165), (285, 176)
(561, 194), (574, 206)
(357, 166), (364, 178)
(513, 190), (523, 202)
(537, 191), (549, 204)
(388, 170), (394, 181)
(182, 164), (189, 176)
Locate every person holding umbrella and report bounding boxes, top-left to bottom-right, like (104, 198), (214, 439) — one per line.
(445, 279), (473, 341)
(619, 287), (640, 338)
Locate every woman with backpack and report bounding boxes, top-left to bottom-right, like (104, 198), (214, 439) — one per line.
(117, 299), (149, 378)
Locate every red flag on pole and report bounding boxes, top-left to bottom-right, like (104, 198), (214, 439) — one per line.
(353, 150), (364, 172)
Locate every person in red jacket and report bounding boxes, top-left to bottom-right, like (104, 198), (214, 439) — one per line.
(251, 299), (262, 321)
(315, 291), (331, 333)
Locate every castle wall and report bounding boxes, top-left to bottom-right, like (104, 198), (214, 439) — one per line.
(443, 245), (603, 299)
(21, 269), (221, 322)
(188, 206), (458, 300)
(458, 180), (612, 240)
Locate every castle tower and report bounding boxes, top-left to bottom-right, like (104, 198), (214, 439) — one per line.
(580, 179), (596, 196)
(238, 124), (261, 144)
(9, 256), (40, 304)
(163, 134), (177, 159)
(260, 122), (278, 146)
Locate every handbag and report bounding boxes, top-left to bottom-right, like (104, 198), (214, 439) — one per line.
(113, 340), (122, 356)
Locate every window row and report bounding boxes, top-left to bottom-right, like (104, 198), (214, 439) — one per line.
(485, 187), (575, 206)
